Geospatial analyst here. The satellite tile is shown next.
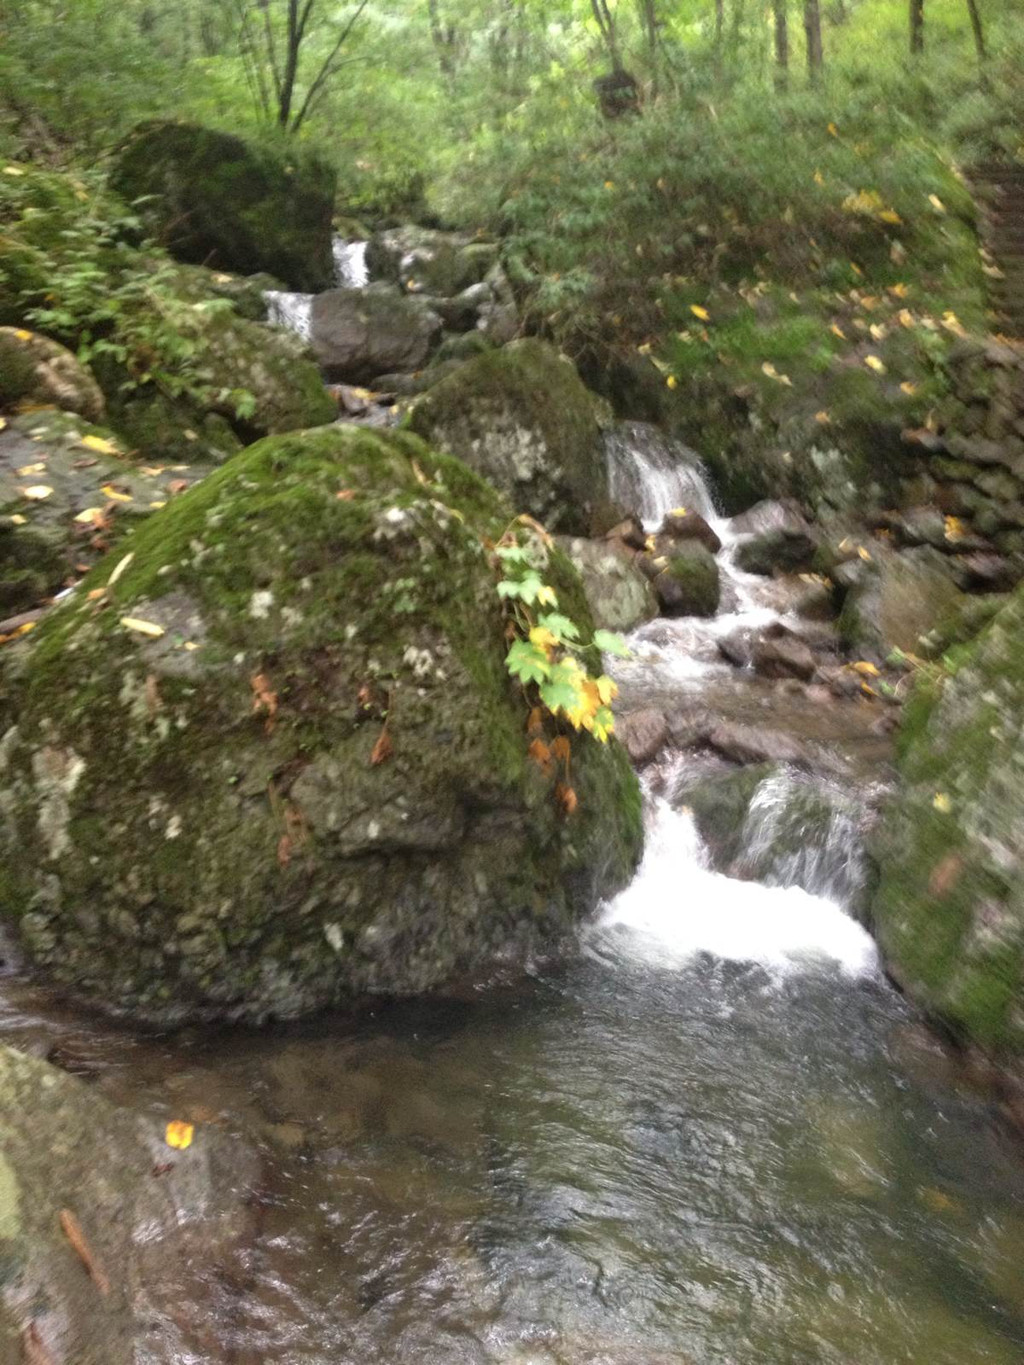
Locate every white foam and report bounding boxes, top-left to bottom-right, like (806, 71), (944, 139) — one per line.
(334, 238), (369, 289)
(264, 290), (313, 340)
(597, 799), (878, 979)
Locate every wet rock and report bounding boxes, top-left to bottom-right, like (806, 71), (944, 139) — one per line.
(653, 543), (720, 618)
(0, 1043), (252, 1364)
(617, 708), (669, 765)
(685, 764), (774, 870)
(311, 284), (442, 384)
(476, 300), (520, 346)
(838, 545), (965, 658)
(705, 721), (807, 768)
(717, 630), (752, 668)
(659, 507), (722, 554)
(407, 339), (609, 536)
(366, 227), (496, 298)
(556, 536), (657, 632)
(430, 282), (494, 332)
(0, 328), (104, 424)
(605, 515), (647, 552)
(0, 426), (641, 1023)
(752, 632), (817, 682)
(950, 553), (1018, 592)
(873, 583), (1024, 1057)
(111, 121), (335, 292)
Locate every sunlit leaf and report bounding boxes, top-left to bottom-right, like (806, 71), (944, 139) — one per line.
(120, 616), (165, 638)
(165, 1120), (195, 1150)
(19, 484), (53, 500)
(79, 434), (122, 456)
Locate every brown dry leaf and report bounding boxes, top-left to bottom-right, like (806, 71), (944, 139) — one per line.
(815, 411), (831, 425)
(87, 588), (106, 601)
(277, 833), (292, 867)
(554, 782), (578, 816)
(21, 1322), (57, 1365)
(550, 735), (572, 763)
(528, 738), (553, 775)
(251, 672), (278, 732)
(526, 706), (545, 737)
(59, 1210), (110, 1296)
(167, 478), (189, 496)
(370, 726), (393, 766)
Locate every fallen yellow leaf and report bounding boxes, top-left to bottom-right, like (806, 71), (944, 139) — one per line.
(3, 165), (26, 176)
(889, 283), (910, 298)
(815, 411), (831, 425)
(830, 323), (847, 340)
(79, 434), (122, 456)
(100, 484), (133, 503)
(864, 355), (886, 374)
(165, 1120), (195, 1150)
(73, 507), (104, 524)
(8, 513), (27, 525)
(928, 194), (946, 213)
(16, 463), (45, 476)
(828, 122), (839, 137)
(933, 792), (952, 814)
(690, 305), (711, 322)
(852, 660), (880, 676)
(666, 374), (678, 389)
(900, 381), (919, 396)
(120, 617), (165, 638)
(20, 484), (53, 500)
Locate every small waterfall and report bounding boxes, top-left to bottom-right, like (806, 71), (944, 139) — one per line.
(333, 238), (369, 289)
(264, 237), (369, 342)
(598, 780), (877, 978)
(604, 420), (718, 528)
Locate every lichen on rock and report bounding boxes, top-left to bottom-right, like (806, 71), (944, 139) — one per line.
(0, 425), (641, 1023)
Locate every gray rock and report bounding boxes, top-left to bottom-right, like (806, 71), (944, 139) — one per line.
(311, 283), (442, 383)
(838, 545), (966, 658)
(618, 708), (669, 765)
(556, 536), (657, 632)
(705, 721), (807, 767)
(659, 507), (722, 554)
(752, 633), (817, 682)
(0, 329), (104, 424)
(653, 543), (720, 618)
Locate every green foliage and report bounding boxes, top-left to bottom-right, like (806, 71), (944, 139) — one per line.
(496, 519), (627, 752)
(0, 165), (255, 420)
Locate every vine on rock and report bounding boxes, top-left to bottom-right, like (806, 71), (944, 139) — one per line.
(493, 516), (629, 810)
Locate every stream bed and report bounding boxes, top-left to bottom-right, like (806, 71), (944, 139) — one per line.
(2, 273), (1024, 1365)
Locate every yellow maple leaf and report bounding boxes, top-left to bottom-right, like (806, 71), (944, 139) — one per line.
(79, 434), (122, 456)
(165, 1120), (195, 1150)
(665, 374), (678, 389)
(933, 792), (952, 813)
(596, 675), (618, 705)
(869, 323), (888, 341)
(852, 660), (880, 676)
(864, 355), (886, 374)
(529, 626), (559, 653)
(878, 209), (903, 225)
(537, 585), (558, 607)
(944, 516), (965, 542)
(828, 122), (840, 137)
(690, 305), (711, 322)
(898, 309), (915, 329)
(813, 170), (825, 186)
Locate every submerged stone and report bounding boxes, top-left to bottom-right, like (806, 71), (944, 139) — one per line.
(0, 426), (641, 1023)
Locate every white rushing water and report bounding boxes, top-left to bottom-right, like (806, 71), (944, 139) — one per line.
(264, 236), (369, 341)
(600, 424), (878, 980)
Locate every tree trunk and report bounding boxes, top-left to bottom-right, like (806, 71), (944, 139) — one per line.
(803, 0), (823, 78)
(909, 0), (924, 53)
(773, 0), (789, 89)
(964, 0), (985, 61)
(591, 0), (623, 71)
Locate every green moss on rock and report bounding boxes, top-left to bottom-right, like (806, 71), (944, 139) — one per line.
(873, 586), (1024, 1053)
(0, 426), (641, 1023)
(406, 338), (608, 535)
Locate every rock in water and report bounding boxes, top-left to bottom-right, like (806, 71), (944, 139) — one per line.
(110, 122), (336, 292)
(873, 585), (1024, 1056)
(310, 284), (442, 384)
(0, 1043), (250, 1364)
(0, 328), (104, 424)
(555, 537), (657, 632)
(407, 339), (609, 536)
(652, 543), (721, 617)
(0, 427), (641, 1023)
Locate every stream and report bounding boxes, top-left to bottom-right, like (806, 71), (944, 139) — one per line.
(3, 256), (1024, 1363)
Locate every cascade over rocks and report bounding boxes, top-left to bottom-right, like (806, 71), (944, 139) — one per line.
(874, 583), (1024, 1058)
(310, 284), (442, 384)
(407, 339), (610, 536)
(0, 426), (641, 1023)
(110, 122), (336, 292)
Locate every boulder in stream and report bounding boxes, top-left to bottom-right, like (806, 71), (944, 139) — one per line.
(732, 500), (818, 575)
(651, 542), (721, 618)
(0, 426), (642, 1023)
(311, 284), (442, 384)
(0, 1042), (252, 1364)
(110, 122), (336, 292)
(407, 339), (609, 536)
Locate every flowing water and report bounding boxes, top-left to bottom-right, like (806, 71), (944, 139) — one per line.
(264, 238), (369, 339)
(4, 423), (1024, 1362)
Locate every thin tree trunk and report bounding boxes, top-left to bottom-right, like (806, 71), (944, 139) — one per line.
(773, 0), (789, 89)
(909, 0), (924, 53)
(803, 0), (823, 78)
(591, 0), (623, 71)
(964, 0), (986, 61)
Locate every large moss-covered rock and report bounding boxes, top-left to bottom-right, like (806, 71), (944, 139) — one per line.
(110, 122), (336, 292)
(838, 545), (965, 658)
(0, 328), (104, 423)
(407, 339), (608, 536)
(0, 1043), (250, 1364)
(0, 426), (641, 1023)
(873, 587), (1024, 1054)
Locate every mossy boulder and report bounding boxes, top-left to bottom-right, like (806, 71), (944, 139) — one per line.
(838, 545), (965, 659)
(873, 586), (1024, 1054)
(110, 122), (336, 292)
(0, 328), (104, 424)
(407, 339), (608, 536)
(652, 543), (720, 617)
(0, 426), (641, 1023)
